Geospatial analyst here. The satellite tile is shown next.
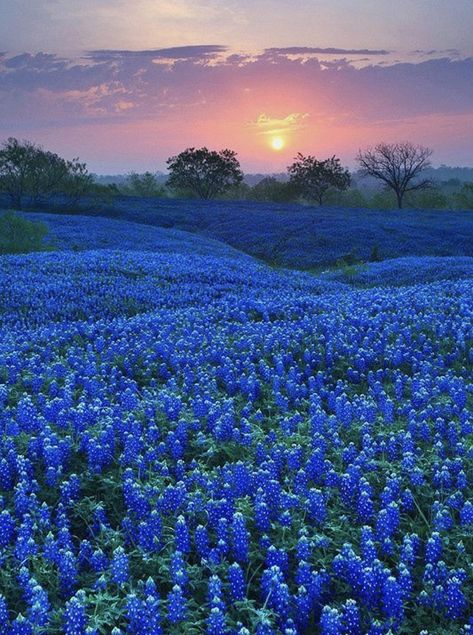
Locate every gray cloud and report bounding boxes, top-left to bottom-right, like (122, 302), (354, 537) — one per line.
(264, 47), (390, 56)
(0, 49), (472, 135)
(86, 45), (228, 61)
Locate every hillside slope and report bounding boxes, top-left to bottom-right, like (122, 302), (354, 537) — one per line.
(76, 196), (473, 268)
(0, 242), (472, 633)
(24, 211), (251, 260)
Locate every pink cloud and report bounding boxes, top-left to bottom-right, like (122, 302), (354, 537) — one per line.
(0, 49), (472, 171)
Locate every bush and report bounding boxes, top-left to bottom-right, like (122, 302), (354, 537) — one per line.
(0, 211), (52, 254)
(404, 187), (448, 209)
(250, 177), (299, 203)
(370, 189), (398, 209)
(122, 172), (166, 198)
(454, 183), (473, 210)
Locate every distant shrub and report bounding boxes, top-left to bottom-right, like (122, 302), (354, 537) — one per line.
(370, 189), (398, 209)
(454, 183), (473, 210)
(337, 251), (361, 266)
(404, 186), (448, 209)
(369, 244), (381, 261)
(250, 177), (299, 203)
(326, 187), (368, 207)
(0, 211), (52, 254)
(217, 181), (252, 201)
(122, 172), (166, 198)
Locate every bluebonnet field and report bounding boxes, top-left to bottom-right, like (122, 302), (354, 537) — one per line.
(0, 210), (473, 634)
(64, 197), (473, 268)
(23, 213), (249, 260)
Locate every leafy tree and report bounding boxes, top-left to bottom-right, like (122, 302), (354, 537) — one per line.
(0, 138), (94, 209)
(166, 147), (243, 199)
(325, 187), (368, 208)
(356, 142), (433, 209)
(405, 186), (447, 210)
(370, 190), (398, 210)
(29, 150), (69, 205)
(454, 182), (473, 210)
(217, 181), (252, 201)
(287, 154), (351, 205)
(62, 158), (94, 207)
(0, 211), (52, 254)
(251, 177), (299, 203)
(125, 171), (165, 198)
(0, 138), (40, 209)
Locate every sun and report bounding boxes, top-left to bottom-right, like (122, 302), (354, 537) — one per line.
(270, 136), (285, 151)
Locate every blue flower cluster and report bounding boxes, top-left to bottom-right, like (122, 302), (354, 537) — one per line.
(43, 195), (473, 268)
(0, 248), (472, 633)
(322, 256), (473, 287)
(22, 211), (249, 260)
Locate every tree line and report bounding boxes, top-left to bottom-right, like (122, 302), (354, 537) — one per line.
(1, 137), (472, 210)
(0, 138), (96, 209)
(164, 142), (433, 209)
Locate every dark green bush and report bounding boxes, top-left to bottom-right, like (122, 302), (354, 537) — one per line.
(454, 182), (473, 210)
(0, 211), (53, 254)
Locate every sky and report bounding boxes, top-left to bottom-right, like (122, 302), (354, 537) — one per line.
(0, 0), (472, 173)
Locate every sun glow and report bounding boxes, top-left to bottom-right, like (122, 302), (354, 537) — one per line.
(270, 136), (285, 151)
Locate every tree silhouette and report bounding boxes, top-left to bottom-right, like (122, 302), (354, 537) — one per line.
(0, 137), (93, 209)
(287, 154), (351, 205)
(356, 142), (433, 209)
(166, 147), (243, 199)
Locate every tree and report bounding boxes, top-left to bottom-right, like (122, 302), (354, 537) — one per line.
(29, 150), (69, 205)
(251, 177), (299, 203)
(454, 182), (473, 210)
(125, 171), (164, 198)
(0, 138), (40, 209)
(356, 142), (433, 209)
(166, 147), (243, 199)
(0, 138), (94, 209)
(62, 158), (94, 207)
(287, 154), (351, 205)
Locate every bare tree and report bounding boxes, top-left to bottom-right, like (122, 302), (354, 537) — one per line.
(356, 142), (433, 208)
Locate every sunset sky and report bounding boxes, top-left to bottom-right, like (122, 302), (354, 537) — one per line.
(1, 0), (472, 173)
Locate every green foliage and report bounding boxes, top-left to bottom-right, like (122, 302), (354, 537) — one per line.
(369, 243), (382, 261)
(454, 182), (473, 209)
(124, 172), (166, 198)
(62, 158), (94, 206)
(325, 186), (368, 207)
(370, 189), (399, 209)
(0, 210), (52, 254)
(250, 176), (300, 203)
(0, 137), (47, 209)
(166, 147), (243, 199)
(216, 181), (252, 201)
(404, 186), (448, 209)
(333, 253), (367, 280)
(287, 153), (351, 205)
(0, 138), (94, 209)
